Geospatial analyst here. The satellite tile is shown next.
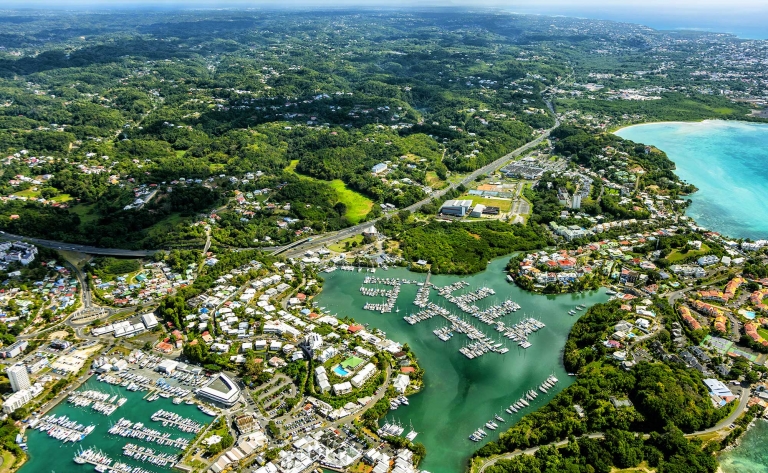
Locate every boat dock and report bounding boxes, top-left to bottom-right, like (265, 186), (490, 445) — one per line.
(74, 447), (155, 473)
(122, 443), (180, 468)
(150, 409), (203, 433)
(108, 417), (190, 449)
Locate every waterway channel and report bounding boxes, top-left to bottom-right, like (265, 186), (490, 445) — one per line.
(314, 256), (610, 472)
(20, 377), (212, 473)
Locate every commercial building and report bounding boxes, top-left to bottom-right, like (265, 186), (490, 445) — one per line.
(7, 364), (31, 392)
(156, 359), (179, 374)
(141, 312), (159, 329)
(703, 378), (736, 404)
(2, 385), (42, 414)
(197, 373), (241, 406)
(470, 204), (486, 218)
(439, 199), (473, 217)
(0, 340), (28, 359)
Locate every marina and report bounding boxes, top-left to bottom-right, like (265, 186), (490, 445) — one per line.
(20, 376), (213, 473)
(150, 409), (204, 433)
(315, 255), (610, 473)
(68, 389), (128, 416)
(107, 417), (191, 449)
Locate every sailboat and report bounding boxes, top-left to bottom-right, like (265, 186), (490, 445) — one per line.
(405, 421), (418, 441)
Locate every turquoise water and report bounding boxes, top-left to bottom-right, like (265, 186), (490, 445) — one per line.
(314, 256), (609, 472)
(615, 120), (768, 240)
(720, 419), (768, 473)
(20, 377), (211, 473)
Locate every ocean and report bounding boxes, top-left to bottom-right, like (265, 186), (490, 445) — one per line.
(615, 120), (768, 241)
(719, 419), (768, 473)
(313, 256), (609, 472)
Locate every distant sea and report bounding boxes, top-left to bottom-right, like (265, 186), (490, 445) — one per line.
(615, 120), (768, 241)
(505, 6), (768, 39)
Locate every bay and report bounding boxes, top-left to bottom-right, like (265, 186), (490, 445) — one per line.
(20, 377), (212, 473)
(313, 256), (609, 472)
(719, 419), (768, 473)
(615, 120), (768, 240)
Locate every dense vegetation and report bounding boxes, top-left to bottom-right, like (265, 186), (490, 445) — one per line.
(474, 301), (726, 472)
(379, 211), (549, 274)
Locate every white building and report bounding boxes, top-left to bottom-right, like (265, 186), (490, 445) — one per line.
(393, 374), (410, 393)
(315, 366), (331, 393)
(350, 363), (376, 388)
(2, 384), (42, 414)
(141, 312), (158, 329)
(7, 364), (30, 392)
(197, 373), (241, 406)
(333, 382), (352, 396)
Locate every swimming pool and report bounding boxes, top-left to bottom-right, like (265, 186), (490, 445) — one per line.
(334, 365), (350, 377)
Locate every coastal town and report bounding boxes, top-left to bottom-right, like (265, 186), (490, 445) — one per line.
(1, 7), (768, 473)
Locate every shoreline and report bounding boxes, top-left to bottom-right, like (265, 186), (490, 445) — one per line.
(611, 117), (768, 134)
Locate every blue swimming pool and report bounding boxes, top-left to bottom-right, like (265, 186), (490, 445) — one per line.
(334, 365), (349, 377)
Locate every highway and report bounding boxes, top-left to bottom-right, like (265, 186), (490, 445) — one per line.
(277, 107), (559, 258)
(0, 101), (556, 260)
(0, 232), (156, 257)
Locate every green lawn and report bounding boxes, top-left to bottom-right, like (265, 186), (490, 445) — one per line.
(458, 194), (513, 212)
(12, 188), (40, 198)
(71, 203), (99, 225)
(284, 160), (374, 224)
(426, 171), (447, 189)
(666, 244), (711, 263)
(328, 234), (364, 252)
(329, 179), (373, 224)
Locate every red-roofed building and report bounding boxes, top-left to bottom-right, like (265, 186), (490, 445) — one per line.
(400, 366), (416, 374)
(348, 324), (364, 333)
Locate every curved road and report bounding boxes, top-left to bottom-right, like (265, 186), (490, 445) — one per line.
(475, 387), (751, 473)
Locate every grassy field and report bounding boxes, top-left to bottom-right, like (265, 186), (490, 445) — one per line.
(458, 194), (513, 212)
(328, 234), (364, 252)
(70, 203), (99, 225)
(284, 160), (374, 224)
(666, 243), (711, 263)
(0, 449), (17, 473)
(426, 171), (447, 189)
(329, 180), (373, 224)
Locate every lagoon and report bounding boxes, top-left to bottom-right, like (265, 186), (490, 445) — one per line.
(314, 257), (609, 472)
(615, 120), (768, 240)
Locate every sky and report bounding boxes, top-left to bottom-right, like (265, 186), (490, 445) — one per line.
(2, 0), (767, 39)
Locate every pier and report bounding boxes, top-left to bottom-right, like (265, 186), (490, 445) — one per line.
(150, 409), (203, 433)
(122, 443), (180, 467)
(108, 417), (191, 449)
(74, 447), (155, 473)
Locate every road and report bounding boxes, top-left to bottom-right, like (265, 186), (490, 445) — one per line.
(0, 103), (557, 260)
(474, 387), (752, 473)
(0, 232), (156, 257)
(276, 107), (559, 258)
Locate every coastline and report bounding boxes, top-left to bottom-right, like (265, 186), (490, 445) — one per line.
(609, 119), (708, 134)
